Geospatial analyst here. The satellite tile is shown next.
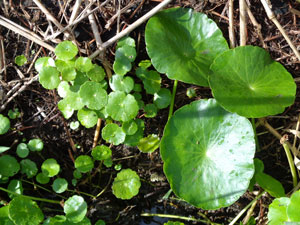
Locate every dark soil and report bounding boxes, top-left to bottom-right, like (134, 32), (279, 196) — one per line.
(1, 0), (300, 224)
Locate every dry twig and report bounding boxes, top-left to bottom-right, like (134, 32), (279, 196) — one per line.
(239, 0), (247, 46)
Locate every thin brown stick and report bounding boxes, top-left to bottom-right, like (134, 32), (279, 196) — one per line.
(260, 0), (300, 61)
(0, 36), (6, 78)
(69, 0), (83, 25)
(0, 16), (55, 52)
(228, 0), (235, 48)
(90, 0), (172, 59)
(92, 119), (102, 148)
(239, 0), (247, 46)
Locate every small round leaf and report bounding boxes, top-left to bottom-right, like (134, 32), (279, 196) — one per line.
(136, 68), (161, 95)
(287, 190), (300, 221)
(113, 50), (132, 76)
(7, 179), (23, 199)
(57, 81), (70, 98)
(28, 138), (43, 151)
(154, 88), (172, 109)
(137, 134), (160, 153)
(73, 169), (82, 179)
(145, 7), (228, 86)
(0, 114), (10, 135)
(41, 158), (60, 177)
(52, 178), (68, 193)
(209, 46), (297, 118)
(160, 99), (255, 209)
(122, 120), (138, 135)
(70, 121), (80, 130)
(91, 145), (112, 161)
(0, 155), (20, 177)
(36, 172), (50, 184)
(75, 155), (94, 173)
(20, 159), (38, 178)
(58, 99), (74, 119)
(87, 65), (105, 82)
(61, 67), (77, 81)
(102, 123), (126, 145)
(144, 104), (157, 118)
(39, 67), (60, 89)
(55, 41), (78, 60)
(64, 195), (87, 223)
(15, 55), (27, 66)
(106, 91), (139, 122)
(77, 108), (98, 128)
(16, 143), (29, 158)
(117, 36), (135, 48)
(268, 197), (290, 225)
(112, 169), (141, 199)
(124, 119), (145, 147)
(35, 57), (55, 72)
(8, 197), (44, 225)
(79, 81), (107, 110)
(75, 57), (93, 72)
(109, 75), (134, 93)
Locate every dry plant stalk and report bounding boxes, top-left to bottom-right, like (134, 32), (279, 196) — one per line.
(239, 0), (247, 46)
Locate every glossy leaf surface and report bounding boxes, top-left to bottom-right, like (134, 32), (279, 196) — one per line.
(0, 155), (20, 177)
(64, 195), (87, 223)
(55, 41), (78, 61)
(0, 114), (10, 135)
(137, 134), (160, 153)
(41, 158), (60, 177)
(102, 123), (126, 145)
(145, 7), (228, 86)
(161, 99), (255, 209)
(79, 81), (107, 110)
(39, 67), (60, 89)
(268, 197), (290, 225)
(20, 159), (38, 178)
(52, 178), (68, 193)
(77, 108), (98, 128)
(112, 169), (141, 199)
(287, 190), (300, 221)
(210, 46), (296, 118)
(75, 155), (94, 173)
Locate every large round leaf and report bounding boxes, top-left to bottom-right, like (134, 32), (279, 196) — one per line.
(210, 46), (296, 118)
(160, 99), (255, 209)
(8, 196), (44, 225)
(145, 7), (228, 86)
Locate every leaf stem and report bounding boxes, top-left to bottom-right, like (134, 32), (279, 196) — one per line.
(251, 118), (260, 152)
(0, 187), (61, 204)
(140, 212), (219, 224)
(281, 139), (298, 187)
(229, 191), (265, 225)
(168, 80), (178, 120)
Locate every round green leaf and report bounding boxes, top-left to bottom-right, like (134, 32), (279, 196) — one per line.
(102, 123), (126, 145)
(62, 67), (77, 81)
(112, 169), (141, 199)
(36, 172), (50, 184)
(160, 99), (255, 209)
(16, 143), (29, 158)
(41, 158), (60, 177)
(154, 88), (172, 109)
(91, 145), (112, 161)
(70, 121), (80, 130)
(0, 114), (10, 135)
(52, 178), (68, 193)
(136, 68), (161, 95)
(87, 65), (105, 82)
(117, 36), (135, 48)
(39, 67), (60, 89)
(109, 75), (134, 93)
(268, 197), (290, 225)
(210, 46), (296, 118)
(57, 83), (70, 99)
(28, 138), (43, 151)
(15, 55), (27, 66)
(113, 50), (132, 76)
(20, 159), (38, 178)
(7, 179), (23, 199)
(138, 60), (151, 69)
(63, 92), (85, 111)
(117, 45), (136, 62)
(144, 104), (157, 118)
(58, 99), (74, 119)
(106, 91), (139, 122)
(35, 57), (55, 72)
(75, 57), (93, 72)
(75, 155), (94, 173)
(77, 108), (98, 128)
(64, 195), (87, 223)
(287, 190), (300, 221)
(55, 59), (74, 72)
(0, 205), (14, 225)
(73, 169), (82, 179)
(55, 41), (78, 60)
(145, 7), (228, 86)
(0, 155), (20, 177)
(122, 120), (138, 135)
(8, 196), (44, 225)
(79, 81), (107, 110)
(124, 119), (145, 147)
(137, 134), (160, 153)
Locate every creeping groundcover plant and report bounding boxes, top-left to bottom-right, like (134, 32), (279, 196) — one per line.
(145, 7), (296, 210)
(0, 5), (298, 225)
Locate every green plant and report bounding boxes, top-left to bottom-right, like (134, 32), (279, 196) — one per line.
(145, 7), (296, 210)
(0, 114), (10, 135)
(267, 189), (300, 224)
(15, 55), (27, 66)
